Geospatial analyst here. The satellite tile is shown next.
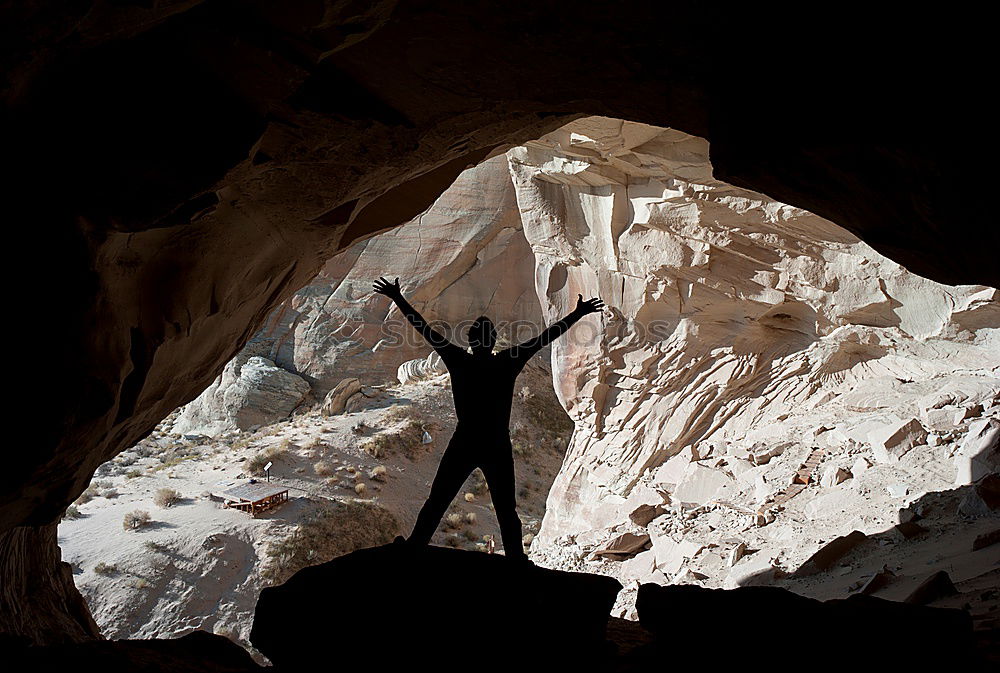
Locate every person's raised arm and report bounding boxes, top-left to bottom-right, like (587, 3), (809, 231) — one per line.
(373, 277), (458, 355)
(507, 294), (604, 362)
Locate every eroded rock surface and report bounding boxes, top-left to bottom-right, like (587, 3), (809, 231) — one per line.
(173, 356), (310, 437)
(509, 118), (999, 548)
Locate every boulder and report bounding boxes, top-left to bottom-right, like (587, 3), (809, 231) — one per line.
(651, 536), (704, 576)
(820, 465), (851, 487)
(867, 418), (927, 463)
(954, 417), (1000, 485)
(320, 378), (361, 416)
(591, 532), (651, 559)
(251, 544), (621, 669)
(173, 356), (309, 436)
(397, 351), (449, 384)
(629, 503), (667, 527)
(672, 464), (734, 506)
(796, 530), (867, 575)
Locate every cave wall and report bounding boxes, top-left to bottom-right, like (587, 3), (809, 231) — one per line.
(5, 0), (999, 644)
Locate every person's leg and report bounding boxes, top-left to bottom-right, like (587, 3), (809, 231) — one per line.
(408, 439), (475, 545)
(480, 446), (526, 560)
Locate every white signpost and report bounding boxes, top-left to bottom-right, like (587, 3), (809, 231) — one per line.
(264, 461), (273, 482)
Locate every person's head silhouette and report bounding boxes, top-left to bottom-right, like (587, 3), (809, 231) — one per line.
(467, 316), (497, 355)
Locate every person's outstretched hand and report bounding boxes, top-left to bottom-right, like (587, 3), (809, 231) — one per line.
(373, 276), (403, 300)
(575, 294), (605, 315)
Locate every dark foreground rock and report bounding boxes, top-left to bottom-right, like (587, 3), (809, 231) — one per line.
(14, 631), (263, 673)
(634, 583), (979, 670)
(251, 543), (622, 669)
(11, 543), (986, 672)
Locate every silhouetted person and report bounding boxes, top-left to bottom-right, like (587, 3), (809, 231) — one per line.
(373, 276), (604, 560)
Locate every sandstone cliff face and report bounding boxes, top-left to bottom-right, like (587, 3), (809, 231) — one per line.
(172, 156), (544, 436)
(246, 155), (542, 393)
(507, 118), (999, 544)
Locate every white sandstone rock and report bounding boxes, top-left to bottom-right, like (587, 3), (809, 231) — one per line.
(867, 418), (928, 463)
(173, 356), (310, 437)
(321, 378), (361, 416)
(954, 417), (1000, 485)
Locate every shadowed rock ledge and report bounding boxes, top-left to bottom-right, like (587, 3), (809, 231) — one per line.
(251, 544), (622, 669)
(16, 544), (984, 671)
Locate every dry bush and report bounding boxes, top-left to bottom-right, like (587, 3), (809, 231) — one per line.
(126, 468), (144, 479)
(469, 469), (488, 496)
(325, 476), (339, 487)
(248, 442), (289, 475)
(123, 510), (151, 531)
(63, 505), (81, 520)
(313, 460), (334, 476)
(445, 513), (464, 529)
(153, 488), (181, 508)
(262, 501), (398, 585)
(102, 488), (119, 499)
(464, 492), (475, 502)
(93, 562), (117, 575)
(354, 482), (368, 496)
(360, 420), (427, 460)
(74, 485), (100, 505)
(465, 512), (477, 525)
(369, 465), (387, 482)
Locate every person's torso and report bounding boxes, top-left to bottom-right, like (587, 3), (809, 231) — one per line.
(446, 351), (521, 431)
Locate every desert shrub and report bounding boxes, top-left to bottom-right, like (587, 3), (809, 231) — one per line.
(102, 488), (119, 499)
(354, 482), (367, 496)
(463, 529), (479, 542)
(231, 435), (253, 451)
(468, 469), (488, 496)
(313, 460), (334, 476)
(93, 562), (117, 575)
(445, 513), (464, 529)
(247, 453), (269, 476)
(122, 510), (151, 531)
(465, 512), (477, 525)
(143, 540), (169, 553)
(74, 485), (100, 505)
(360, 420), (426, 460)
(325, 476), (339, 486)
(132, 578), (150, 589)
(63, 505), (81, 520)
(369, 465), (387, 482)
(263, 501), (398, 585)
(126, 468), (144, 479)
(248, 442), (289, 475)
(464, 492), (475, 503)
(153, 488), (181, 508)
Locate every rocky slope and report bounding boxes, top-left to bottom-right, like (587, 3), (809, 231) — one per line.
(505, 118), (998, 610)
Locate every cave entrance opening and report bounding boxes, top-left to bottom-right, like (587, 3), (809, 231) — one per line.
(57, 116), (999, 655)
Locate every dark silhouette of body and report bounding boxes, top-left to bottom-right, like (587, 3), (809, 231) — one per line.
(373, 277), (604, 559)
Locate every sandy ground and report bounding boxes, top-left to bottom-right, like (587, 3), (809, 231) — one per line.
(59, 361), (569, 657)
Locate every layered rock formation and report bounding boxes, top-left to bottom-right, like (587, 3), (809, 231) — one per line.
(504, 119), (999, 548)
(173, 356), (310, 436)
(245, 155), (542, 393)
(172, 155), (543, 436)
